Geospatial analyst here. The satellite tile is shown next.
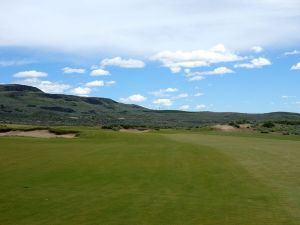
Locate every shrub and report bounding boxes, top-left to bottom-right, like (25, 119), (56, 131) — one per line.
(229, 122), (240, 128)
(0, 125), (12, 133)
(262, 121), (275, 128)
(261, 131), (269, 134)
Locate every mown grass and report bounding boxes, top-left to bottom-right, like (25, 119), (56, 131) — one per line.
(0, 127), (299, 225)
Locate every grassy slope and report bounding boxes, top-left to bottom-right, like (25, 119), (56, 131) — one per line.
(0, 128), (299, 225)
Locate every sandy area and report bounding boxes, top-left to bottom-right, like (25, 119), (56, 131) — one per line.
(119, 129), (150, 133)
(239, 124), (251, 129)
(0, 130), (76, 138)
(212, 125), (237, 131)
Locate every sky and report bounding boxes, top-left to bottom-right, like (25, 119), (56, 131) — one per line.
(0, 0), (300, 113)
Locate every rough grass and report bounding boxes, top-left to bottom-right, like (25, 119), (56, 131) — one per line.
(0, 127), (299, 225)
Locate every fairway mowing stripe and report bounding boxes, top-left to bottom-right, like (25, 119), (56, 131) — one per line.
(163, 133), (300, 224)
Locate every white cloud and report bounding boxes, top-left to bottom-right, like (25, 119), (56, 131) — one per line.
(170, 66), (182, 73)
(0, 1), (300, 53)
(184, 68), (191, 74)
(0, 60), (33, 67)
(208, 67), (234, 75)
(251, 46), (263, 53)
(101, 57), (145, 68)
(85, 80), (116, 87)
(189, 76), (205, 81)
(196, 104), (207, 110)
(85, 80), (105, 87)
(90, 69), (110, 76)
(179, 105), (190, 110)
(105, 81), (116, 86)
(120, 94), (146, 103)
(63, 67), (85, 74)
(194, 92), (204, 97)
(173, 93), (189, 99)
(150, 88), (178, 97)
(14, 70), (48, 78)
(284, 50), (300, 56)
(15, 78), (70, 94)
(70, 87), (91, 96)
(152, 44), (242, 73)
(187, 67), (234, 77)
(153, 98), (173, 107)
(281, 95), (296, 99)
(234, 57), (271, 69)
(291, 62), (300, 70)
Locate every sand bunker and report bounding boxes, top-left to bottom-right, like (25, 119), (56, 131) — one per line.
(0, 130), (76, 138)
(239, 124), (251, 129)
(119, 129), (150, 133)
(212, 125), (237, 131)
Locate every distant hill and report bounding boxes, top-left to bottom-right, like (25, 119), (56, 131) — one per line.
(1, 84), (300, 127)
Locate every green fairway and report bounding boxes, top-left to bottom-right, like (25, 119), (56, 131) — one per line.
(0, 128), (299, 225)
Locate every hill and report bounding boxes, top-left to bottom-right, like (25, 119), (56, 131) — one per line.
(1, 84), (300, 127)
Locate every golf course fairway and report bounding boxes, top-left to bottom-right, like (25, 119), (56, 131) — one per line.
(0, 128), (299, 225)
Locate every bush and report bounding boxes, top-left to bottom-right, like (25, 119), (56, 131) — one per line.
(49, 128), (79, 135)
(261, 131), (269, 134)
(0, 125), (12, 133)
(229, 122), (240, 128)
(262, 121), (275, 128)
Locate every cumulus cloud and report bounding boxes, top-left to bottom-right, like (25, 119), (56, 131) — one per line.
(62, 67), (85, 74)
(291, 62), (300, 70)
(194, 92), (204, 97)
(101, 57), (145, 68)
(85, 80), (116, 87)
(70, 87), (91, 96)
(85, 80), (105, 87)
(189, 76), (205, 81)
(284, 50), (300, 56)
(173, 93), (189, 99)
(234, 57), (271, 69)
(152, 44), (242, 73)
(90, 69), (110, 76)
(153, 98), (173, 107)
(150, 88), (178, 97)
(14, 70), (48, 78)
(179, 105), (190, 110)
(187, 67), (234, 78)
(15, 78), (70, 93)
(105, 81), (116, 86)
(120, 94), (146, 103)
(196, 104), (207, 110)
(251, 46), (263, 53)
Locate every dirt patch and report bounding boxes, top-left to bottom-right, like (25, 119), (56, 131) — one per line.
(119, 129), (150, 133)
(0, 130), (76, 138)
(239, 124), (251, 129)
(212, 125), (237, 131)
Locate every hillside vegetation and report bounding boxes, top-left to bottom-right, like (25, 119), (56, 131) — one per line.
(1, 84), (300, 129)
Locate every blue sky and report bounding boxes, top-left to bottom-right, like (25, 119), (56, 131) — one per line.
(0, 0), (300, 113)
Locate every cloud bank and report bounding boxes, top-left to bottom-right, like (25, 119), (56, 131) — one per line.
(1, 0), (300, 53)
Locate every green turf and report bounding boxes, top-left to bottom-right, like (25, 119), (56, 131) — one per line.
(0, 128), (299, 225)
